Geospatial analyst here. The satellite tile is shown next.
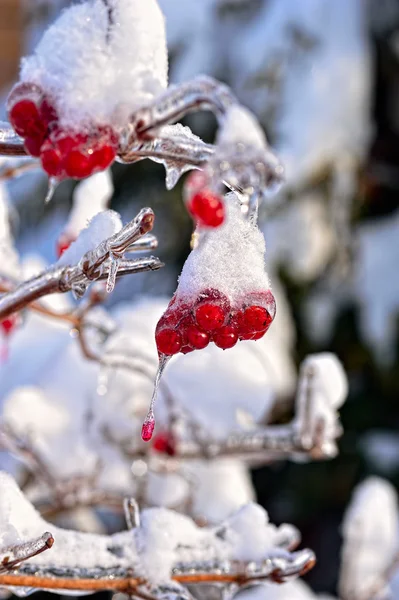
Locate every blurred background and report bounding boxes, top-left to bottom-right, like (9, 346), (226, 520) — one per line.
(2, 0), (399, 596)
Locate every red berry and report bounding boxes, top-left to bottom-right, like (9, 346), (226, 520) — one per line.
(195, 303), (225, 332)
(24, 134), (46, 157)
(142, 415), (155, 442)
(188, 190), (225, 228)
(250, 328), (268, 340)
(64, 149), (93, 179)
(153, 432), (175, 456)
(92, 143), (117, 171)
(155, 328), (182, 355)
(56, 233), (74, 258)
(186, 325), (210, 349)
(242, 306), (272, 332)
(40, 140), (64, 177)
(181, 344), (195, 354)
(1, 314), (18, 337)
(213, 325), (238, 349)
(9, 99), (45, 138)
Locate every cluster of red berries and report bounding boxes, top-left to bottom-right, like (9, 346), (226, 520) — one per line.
(155, 287), (275, 357)
(185, 171), (225, 228)
(7, 83), (118, 180)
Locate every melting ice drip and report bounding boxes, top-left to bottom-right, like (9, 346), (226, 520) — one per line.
(141, 354), (170, 442)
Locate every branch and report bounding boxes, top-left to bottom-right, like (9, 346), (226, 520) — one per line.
(0, 208), (163, 321)
(0, 533), (54, 573)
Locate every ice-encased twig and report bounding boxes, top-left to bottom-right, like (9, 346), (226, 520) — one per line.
(0, 208), (163, 321)
(0, 533), (54, 573)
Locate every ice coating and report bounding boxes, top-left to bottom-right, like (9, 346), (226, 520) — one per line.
(217, 105), (268, 151)
(176, 196), (270, 306)
(20, 0), (168, 130)
(57, 209), (122, 266)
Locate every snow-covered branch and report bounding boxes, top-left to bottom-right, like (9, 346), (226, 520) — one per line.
(0, 208), (163, 321)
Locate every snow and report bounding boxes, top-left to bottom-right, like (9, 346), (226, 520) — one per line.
(354, 209), (399, 363)
(57, 209), (122, 266)
(177, 196), (270, 305)
(0, 183), (20, 281)
(235, 580), (318, 600)
(65, 170), (114, 238)
(21, 0), (168, 130)
(294, 353), (347, 456)
(340, 477), (399, 600)
(217, 105), (268, 151)
(0, 472), (297, 586)
(184, 459), (255, 523)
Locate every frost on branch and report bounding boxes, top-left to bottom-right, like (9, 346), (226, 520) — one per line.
(339, 477), (399, 600)
(0, 472), (315, 595)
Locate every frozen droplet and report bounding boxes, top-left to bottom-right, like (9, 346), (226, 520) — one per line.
(106, 254), (120, 293)
(141, 411), (155, 442)
(44, 178), (58, 204)
(141, 354), (170, 442)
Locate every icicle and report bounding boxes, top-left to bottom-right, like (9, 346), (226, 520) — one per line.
(106, 253), (120, 293)
(141, 354), (170, 442)
(44, 178), (58, 204)
(164, 161), (192, 190)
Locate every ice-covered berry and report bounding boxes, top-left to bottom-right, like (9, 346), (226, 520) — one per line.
(195, 303), (225, 332)
(1, 314), (18, 337)
(155, 327), (182, 356)
(188, 190), (225, 228)
(56, 233), (74, 258)
(213, 325), (238, 349)
(186, 325), (210, 349)
(153, 431), (176, 456)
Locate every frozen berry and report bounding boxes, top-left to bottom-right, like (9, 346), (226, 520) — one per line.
(24, 134), (46, 157)
(56, 233), (74, 258)
(142, 415), (155, 442)
(155, 328), (182, 356)
(1, 314), (18, 337)
(39, 98), (58, 128)
(188, 190), (225, 228)
(9, 99), (45, 138)
(64, 149), (93, 179)
(195, 303), (225, 332)
(181, 344), (195, 354)
(186, 325), (210, 349)
(153, 431), (175, 456)
(214, 325), (238, 349)
(40, 140), (64, 177)
(242, 306), (272, 332)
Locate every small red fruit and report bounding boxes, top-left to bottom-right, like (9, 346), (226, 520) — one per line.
(155, 328), (182, 356)
(40, 140), (64, 177)
(188, 190), (225, 228)
(9, 99), (44, 138)
(241, 305), (272, 332)
(214, 325), (238, 349)
(1, 314), (18, 337)
(64, 149), (93, 179)
(56, 233), (74, 258)
(186, 325), (210, 349)
(153, 431), (176, 456)
(195, 303), (225, 332)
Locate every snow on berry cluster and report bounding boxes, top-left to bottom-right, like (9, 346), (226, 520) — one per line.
(155, 195), (276, 357)
(8, 0), (168, 179)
